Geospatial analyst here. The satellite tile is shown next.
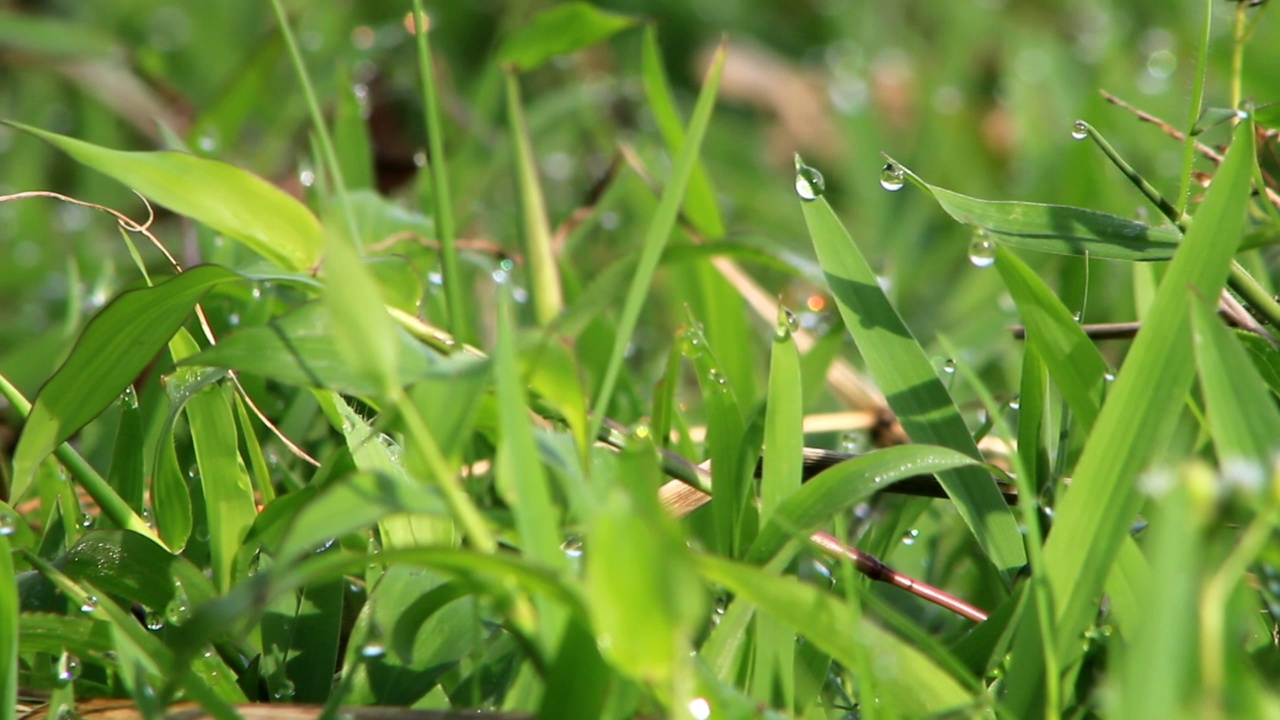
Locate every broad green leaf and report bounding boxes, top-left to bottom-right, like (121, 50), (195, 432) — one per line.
(748, 444), (985, 563)
(12, 265), (239, 500)
(1008, 121), (1255, 711)
(801, 187), (1026, 578)
(995, 246), (1107, 432)
(183, 302), (451, 395)
(58, 529), (216, 613)
(6, 122), (323, 271)
(695, 554), (977, 716)
(498, 3), (639, 71)
(1191, 296), (1280, 463)
(894, 158), (1183, 261)
(506, 72), (563, 325)
(588, 44), (724, 439)
(186, 382), (257, 592)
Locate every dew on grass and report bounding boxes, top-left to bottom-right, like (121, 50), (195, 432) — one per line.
(968, 228), (996, 268)
(80, 596), (98, 613)
(0, 513), (15, 536)
(145, 609), (165, 631)
(879, 162), (905, 191)
(56, 651), (81, 684)
(902, 528), (920, 546)
(1071, 120), (1089, 140)
(941, 358), (957, 375)
(794, 162), (826, 201)
(361, 642), (386, 659)
(1009, 395), (1021, 410)
(840, 431), (869, 454)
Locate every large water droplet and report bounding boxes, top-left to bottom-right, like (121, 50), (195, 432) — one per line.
(0, 513), (15, 536)
(57, 651), (81, 684)
(879, 162), (905, 191)
(942, 358), (956, 375)
(145, 609), (165, 630)
(968, 229), (996, 268)
(794, 163), (826, 201)
(360, 642), (386, 659)
(901, 528), (920, 546)
(1071, 120), (1088, 141)
(80, 596), (98, 613)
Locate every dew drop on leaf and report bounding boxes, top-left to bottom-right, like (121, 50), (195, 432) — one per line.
(879, 162), (905, 191)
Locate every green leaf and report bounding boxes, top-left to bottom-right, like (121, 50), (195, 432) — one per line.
(183, 302), (450, 395)
(505, 72), (563, 325)
(12, 265), (239, 500)
(0, 10), (117, 58)
(748, 444), (984, 562)
(58, 529), (215, 612)
(801, 186), (1026, 578)
(760, 309), (803, 526)
(324, 222), (399, 396)
(498, 3), (639, 71)
(5, 122), (323, 271)
(0, 536), (16, 720)
(695, 554), (977, 716)
(1251, 101), (1280, 131)
(1191, 296), (1280, 464)
(1007, 120), (1256, 711)
(995, 246), (1107, 432)
(893, 158), (1183, 261)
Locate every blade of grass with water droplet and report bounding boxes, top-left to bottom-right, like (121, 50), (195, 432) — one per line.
(1004, 121), (1256, 714)
(11, 265), (239, 505)
(588, 44), (724, 440)
(800, 191), (1026, 579)
(506, 72), (564, 326)
(4, 122), (323, 271)
(890, 157), (1182, 262)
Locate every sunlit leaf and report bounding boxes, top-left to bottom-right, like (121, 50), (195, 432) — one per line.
(498, 3), (638, 71)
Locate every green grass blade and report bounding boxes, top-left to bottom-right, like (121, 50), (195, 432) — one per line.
(495, 288), (567, 574)
(749, 444), (983, 563)
(324, 223), (400, 397)
(505, 72), (564, 326)
(995, 246), (1107, 432)
(696, 553), (977, 715)
(410, 0), (468, 341)
(0, 536), (15, 720)
(332, 70), (374, 191)
(893, 157), (1183, 262)
(4, 121), (323, 271)
(186, 383), (258, 592)
(497, 3), (639, 71)
(1191, 296), (1280, 463)
(760, 307), (803, 526)
(587, 44), (724, 440)
(11, 265), (239, 502)
(1037, 120), (1256, 670)
(800, 187), (1025, 578)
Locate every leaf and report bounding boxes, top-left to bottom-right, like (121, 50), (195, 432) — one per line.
(498, 3), (639, 71)
(801, 186), (1026, 578)
(58, 529), (215, 612)
(0, 10), (117, 58)
(505, 73), (563, 326)
(695, 554), (977, 716)
(0, 536), (16, 719)
(11, 266), (239, 500)
(893, 157), (1184, 262)
(995, 246), (1108, 432)
(5, 122), (323, 271)
(183, 302), (451, 395)
(1004, 120), (1257, 714)
(1191, 296), (1280, 464)
(760, 309), (803, 526)
(748, 445), (985, 562)
(324, 219), (399, 396)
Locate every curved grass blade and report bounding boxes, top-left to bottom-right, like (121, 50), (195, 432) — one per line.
(995, 246), (1107, 432)
(1191, 295), (1280, 464)
(695, 553), (977, 716)
(891, 156), (1183, 262)
(800, 186), (1026, 578)
(4, 122), (323, 271)
(1005, 121), (1257, 714)
(506, 72), (564, 325)
(11, 265), (240, 501)
(497, 3), (638, 71)
(748, 444), (984, 563)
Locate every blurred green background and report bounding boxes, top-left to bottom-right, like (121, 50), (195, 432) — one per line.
(1, 0), (1274, 406)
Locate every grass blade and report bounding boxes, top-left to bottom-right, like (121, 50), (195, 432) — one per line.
(497, 3), (638, 71)
(186, 383), (257, 592)
(505, 72), (564, 326)
(11, 265), (238, 502)
(0, 535), (15, 720)
(4, 121), (323, 271)
(1191, 295), (1280, 462)
(1010, 120), (1256, 707)
(588, 43), (725, 440)
(893, 157), (1183, 262)
(760, 307), (803, 525)
(800, 183), (1025, 578)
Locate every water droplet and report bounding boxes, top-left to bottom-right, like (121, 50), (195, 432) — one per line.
(0, 513), (16, 536)
(1009, 395), (1021, 410)
(967, 228), (996, 268)
(775, 305), (797, 339)
(491, 268), (509, 284)
(273, 679), (296, 700)
(79, 512), (95, 529)
(784, 308), (800, 332)
(632, 425), (651, 440)
(412, 150), (427, 168)
(708, 368), (728, 388)
(56, 652), (81, 684)
(120, 385), (139, 409)
(840, 431), (869, 454)
(901, 528), (920, 546)
(197, 132), (218, 153)
(360, 642), (386, 659)
(879, 162), (905, 191)
(80, 596), (98, 613)
(145, 610), (165, 630)
(1072, 310), (1083, 323)
(500, 258), (515, 272)
(1071, 120), (1088, 140)
(942, 358), (956, 375)
(561, 536), (584, 559)
(166, 581), (192, 624)
(299, 168), (316, 187)
(1103, 372), (1116, 382)
(794, 162), (826, 201)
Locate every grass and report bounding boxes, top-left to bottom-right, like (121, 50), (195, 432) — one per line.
(1, 1), (1280, 718)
